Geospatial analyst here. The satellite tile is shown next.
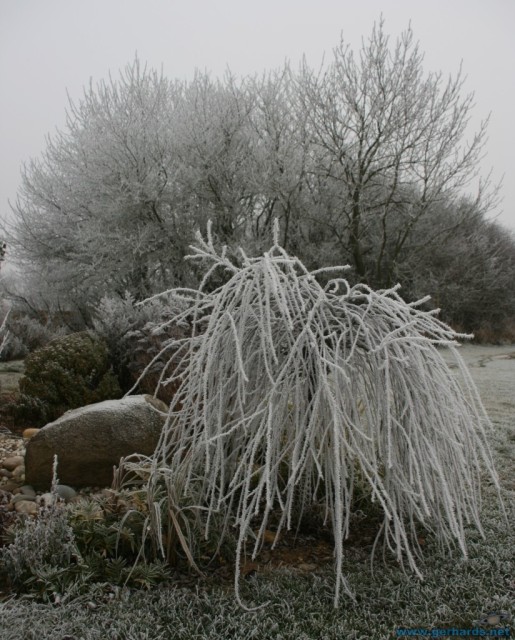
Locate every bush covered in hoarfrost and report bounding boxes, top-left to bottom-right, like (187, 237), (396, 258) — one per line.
(129, 222), (501, 608)
(93, 291), (188, 402)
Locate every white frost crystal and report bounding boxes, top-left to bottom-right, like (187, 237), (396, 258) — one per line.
(135, 221), (501, 607)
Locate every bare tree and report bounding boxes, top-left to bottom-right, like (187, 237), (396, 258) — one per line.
(241, 68), (310, 251)
(406, 204), (515, 333)
(6, 59), (194, 315)
(173, 71), (254, 244)
(4, 22), (507, 335)
(297, 19), (493, 286)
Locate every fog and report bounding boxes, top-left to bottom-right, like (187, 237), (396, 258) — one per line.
(1, 0), (514, 230)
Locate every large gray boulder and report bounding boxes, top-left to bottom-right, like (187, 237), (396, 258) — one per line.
(25, 394), (168, 490)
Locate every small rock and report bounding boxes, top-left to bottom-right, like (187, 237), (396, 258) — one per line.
(2, 456), (24, 472)
(36, 484), (77, 507)
(11, 494), (36, 504)
(55, 484), (77, 502)
(12, 465), (25, 482)
(22, 428), (40, 440)
(14, 500), (38, 515)
(1, 480), (18, 493)
(0, 469), (13, 478)
(19, 485), (36, 498)
(37, 492), (56, 508)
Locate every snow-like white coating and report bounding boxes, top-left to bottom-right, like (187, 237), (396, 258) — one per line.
(134, 222), (501, 608)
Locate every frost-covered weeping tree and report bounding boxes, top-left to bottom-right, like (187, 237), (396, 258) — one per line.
(132, 222), (500, 607)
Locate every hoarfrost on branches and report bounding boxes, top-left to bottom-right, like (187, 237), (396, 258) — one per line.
(0, 241), (10, 357)
(0, 307), (9, 357)
(131, 221), (500, 608)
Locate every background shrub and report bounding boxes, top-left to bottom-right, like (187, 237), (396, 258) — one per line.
(16, 332), (122, 426)
(93, 292), (190, 403)
(0, 309), (69, 361)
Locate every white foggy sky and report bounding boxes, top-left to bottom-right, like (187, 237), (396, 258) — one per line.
(1, 0), (514, 233)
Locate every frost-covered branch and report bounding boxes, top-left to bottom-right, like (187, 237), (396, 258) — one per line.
(0, 308), (9, 358)
(134, 223), (500, 608)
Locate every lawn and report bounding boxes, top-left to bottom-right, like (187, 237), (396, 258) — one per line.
(0, 345), (513, 640)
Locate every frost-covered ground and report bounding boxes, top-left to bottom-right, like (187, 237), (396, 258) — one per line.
(442, 344), (515, 491)
(444, 343), (515, 404)
(0, 344), (513, 640)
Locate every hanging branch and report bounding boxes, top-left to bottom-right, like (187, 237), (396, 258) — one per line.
(132, 220), (500, 608)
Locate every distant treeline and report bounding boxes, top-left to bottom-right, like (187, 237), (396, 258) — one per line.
(3, 21), (515, 341)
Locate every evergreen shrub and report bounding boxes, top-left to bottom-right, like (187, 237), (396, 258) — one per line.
(16, 332), (122, 425)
